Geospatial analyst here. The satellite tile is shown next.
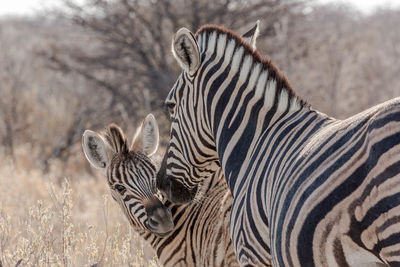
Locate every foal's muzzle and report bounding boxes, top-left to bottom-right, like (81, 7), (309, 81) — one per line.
(144, 198), (174, 237)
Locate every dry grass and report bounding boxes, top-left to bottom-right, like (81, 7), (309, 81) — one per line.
(0, 156), (159, 266)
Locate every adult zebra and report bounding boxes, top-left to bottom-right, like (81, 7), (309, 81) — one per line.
(157, 24), (400, 266)
(82, 115), (238, 267)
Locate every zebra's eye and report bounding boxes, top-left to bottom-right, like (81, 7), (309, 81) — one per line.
(166, 102), (176, 114)
(114, 184), (125, 193)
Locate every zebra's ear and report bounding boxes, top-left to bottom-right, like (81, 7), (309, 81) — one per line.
(82, 130), (110, 170)
(242, 20), (260, 50)
(131, 114), (159, 157)
(172, 27), (200, 75)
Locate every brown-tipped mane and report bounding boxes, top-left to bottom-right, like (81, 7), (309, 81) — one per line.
(195, 24), (304, 105)
(103, 123), (129, 154)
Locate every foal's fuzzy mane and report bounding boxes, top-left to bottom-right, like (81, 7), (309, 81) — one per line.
(195, 25), (305, 107)
(103, 124), (129, 154)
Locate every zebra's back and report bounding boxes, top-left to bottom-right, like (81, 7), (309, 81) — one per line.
(270, 97), (400, 266)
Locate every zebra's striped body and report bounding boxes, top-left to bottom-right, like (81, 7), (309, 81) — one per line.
(157, 25), (400, 266)
(82, 117), (238, 267)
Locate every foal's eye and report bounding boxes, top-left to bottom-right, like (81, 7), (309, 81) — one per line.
(166, 102), (176, 114)
(114, 184), (125, 193)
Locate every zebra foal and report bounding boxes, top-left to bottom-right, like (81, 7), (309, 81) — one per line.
(157, 23), (400, 266)
(82, 114), (237, 267)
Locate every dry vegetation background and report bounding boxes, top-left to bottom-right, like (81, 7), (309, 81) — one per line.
(0, 0), (399, 266)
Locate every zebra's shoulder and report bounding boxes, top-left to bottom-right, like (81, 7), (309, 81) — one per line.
(364, 97), (400, 125)
(366, 97), (400, 134)
(339, 97), (400, 129)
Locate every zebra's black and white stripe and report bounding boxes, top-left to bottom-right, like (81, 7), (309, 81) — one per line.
(82, 116), (238, 267)
(157, 24), (400, 266)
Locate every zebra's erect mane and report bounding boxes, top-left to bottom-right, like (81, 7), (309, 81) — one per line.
(195, 24), (307, 108)
(103, 123), (129, 154)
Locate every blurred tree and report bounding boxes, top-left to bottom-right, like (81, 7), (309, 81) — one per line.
(37, 0), (309, 171)
(45, 0), (308, 119)
(0, 20), (37, 164)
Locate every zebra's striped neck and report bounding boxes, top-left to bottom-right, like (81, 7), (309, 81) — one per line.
(196, 27), (307, 126)
(195, 27), (330, 195)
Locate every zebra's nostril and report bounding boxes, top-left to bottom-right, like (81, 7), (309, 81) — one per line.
(149, 216), (159, 227)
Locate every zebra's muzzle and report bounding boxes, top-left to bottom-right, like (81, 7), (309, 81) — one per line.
(157, 175), (198, 205)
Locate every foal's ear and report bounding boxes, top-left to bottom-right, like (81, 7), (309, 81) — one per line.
(242, 20), (260, 50)
(131, 114), (159, 157)
(82, 130), (110, 170)
(172, 27), (201, 75)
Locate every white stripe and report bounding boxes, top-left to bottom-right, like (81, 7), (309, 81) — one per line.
(202, 33), (207, 54)
(239, 55), (253, 82)
(231, 47), (244, 74)
(197, 34), (203, 53)
(224, 39), (236, 61)
(207, 32), (217, 55)
(254, 70), (268, 100)
(264, 79), (277, 108)
(277, 89), (289, 113)
(217, 34), (227, 58)
(289, 97), (301, 112)
(248, 63), (261, 91)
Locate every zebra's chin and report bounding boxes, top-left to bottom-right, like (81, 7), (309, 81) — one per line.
(158, 175), (198, 205)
